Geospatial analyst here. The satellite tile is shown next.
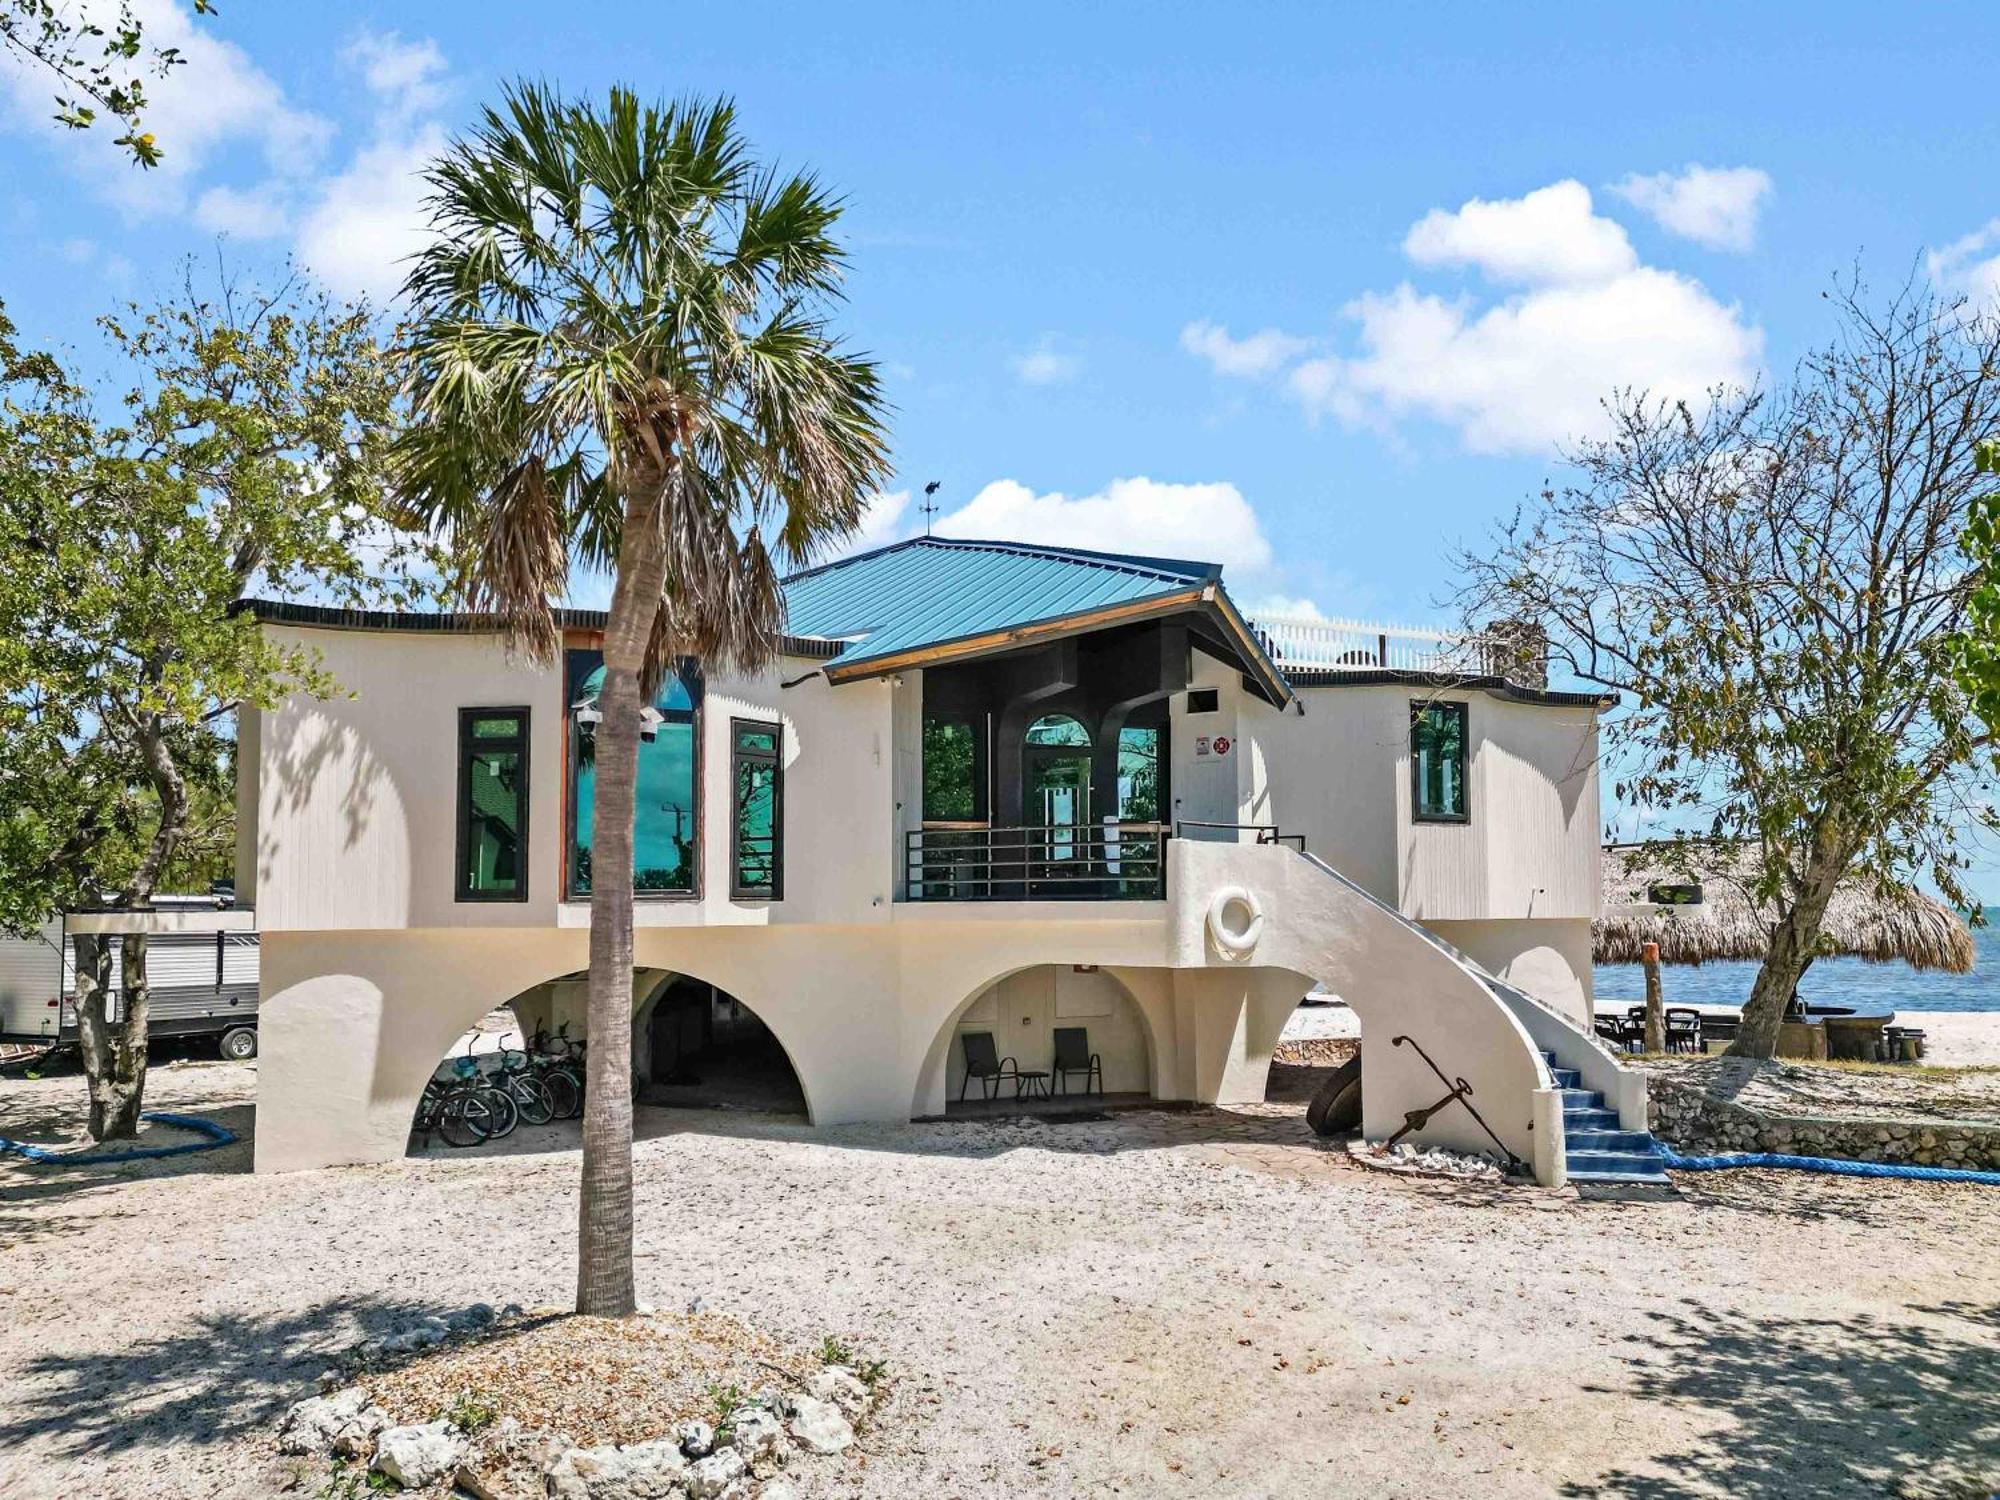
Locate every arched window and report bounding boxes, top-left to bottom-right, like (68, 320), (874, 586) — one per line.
(1025, 714), (1091, 747)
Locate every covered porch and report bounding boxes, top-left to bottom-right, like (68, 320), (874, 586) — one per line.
(901, 612), (1285, 904)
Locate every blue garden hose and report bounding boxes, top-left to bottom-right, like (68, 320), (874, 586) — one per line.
(0, 1111), (236, 1165)
(1658, 1144), (2000, 1186)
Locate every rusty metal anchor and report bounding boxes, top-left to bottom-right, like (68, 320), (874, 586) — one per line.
(1384, 1034), (1528, 1175)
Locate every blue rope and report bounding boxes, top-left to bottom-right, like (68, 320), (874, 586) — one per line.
(1658, 1144), (2000, 1186)
(0, 1111), (235, 1165)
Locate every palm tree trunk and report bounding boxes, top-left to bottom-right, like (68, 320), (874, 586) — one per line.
(576, 466), (674, 1319)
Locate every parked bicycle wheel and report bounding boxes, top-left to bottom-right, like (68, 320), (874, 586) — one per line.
(437, 1085), (493, 1148)
(542, 1068), (581, 1120)
(479, 1082), (520, 1140)
(509, 1072), (554, 1126)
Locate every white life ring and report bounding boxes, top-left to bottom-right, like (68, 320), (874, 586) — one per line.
(1207, 886), (1265, 954)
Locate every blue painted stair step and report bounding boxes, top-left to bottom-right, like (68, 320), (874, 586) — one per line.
(1542, 1049), (1672, 1184)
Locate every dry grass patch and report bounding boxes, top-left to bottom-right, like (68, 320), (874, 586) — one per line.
(1639, 1053), (2000, 1125)
(360, 1310), (820, 1447)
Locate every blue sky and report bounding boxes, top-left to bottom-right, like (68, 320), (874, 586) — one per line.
(4, 1), (1999, 891)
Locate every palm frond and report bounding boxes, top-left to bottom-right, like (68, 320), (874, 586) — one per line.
(393, 78), (892, 675)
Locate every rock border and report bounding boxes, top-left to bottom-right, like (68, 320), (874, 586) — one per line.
(1647, 1071), (2000, 1172)
(277, 1307), (884, 1499)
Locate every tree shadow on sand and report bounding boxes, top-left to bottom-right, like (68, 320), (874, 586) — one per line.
(0, 1293), (449, 1464)
(1562, 1298), (1999, 1499)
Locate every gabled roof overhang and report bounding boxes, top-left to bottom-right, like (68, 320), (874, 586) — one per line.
(818, 580), (1296, 707)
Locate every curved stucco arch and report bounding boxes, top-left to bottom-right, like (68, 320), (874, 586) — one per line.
(908, 961), (1163, 1117)
(624, 966), (815, 1121)
(255, 927), (834, 1172)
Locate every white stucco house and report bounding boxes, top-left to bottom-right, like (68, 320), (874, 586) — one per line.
(236, 536), (1656, 1186)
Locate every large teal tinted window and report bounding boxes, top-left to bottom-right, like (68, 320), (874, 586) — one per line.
(457, 709), (529, 901)
(567, 650), (699, 896)
(1411, 700), (1469, 822)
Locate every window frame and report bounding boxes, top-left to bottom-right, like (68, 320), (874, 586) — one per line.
(562, 651), (705, 902)
(455, 706), (532, 903)
(921, 713), (989, 825)
(1410, 699), (1471, 825)
(729, 717), (784, 901)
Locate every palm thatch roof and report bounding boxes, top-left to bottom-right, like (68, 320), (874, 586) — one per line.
(1595, 844), (1976, 973)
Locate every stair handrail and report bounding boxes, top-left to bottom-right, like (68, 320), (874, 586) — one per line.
(1291, 848), (1554, 1095)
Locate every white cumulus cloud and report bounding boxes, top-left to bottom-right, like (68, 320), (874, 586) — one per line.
(1928, 219), (2000, 314)
(0, 0), (331, 217)
(1610, 164), (1773, 252)
(935, 476), (1271, 572)
(809, 489), (913, 563)
(1403, 180), (1635, 286)
(1182, 178), (1761, 455)
(1291, 266), (1760, 454)
(292, 32), (452, 303)
(1012, 336), (1082, 386)
(1244, 594), (1328, 622)
(1180, 320), (1312, 379)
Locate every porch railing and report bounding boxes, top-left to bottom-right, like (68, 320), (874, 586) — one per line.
(905, 822), (1167, 902)
(1253, 613), (1501, 676)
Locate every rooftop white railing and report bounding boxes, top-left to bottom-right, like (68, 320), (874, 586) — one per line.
(1251, 614), (1505, 676)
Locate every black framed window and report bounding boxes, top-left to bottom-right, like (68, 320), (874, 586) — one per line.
(922, 715), (986, 822)
(731, 719), (783, 899)
(1411, 700), (1469, 823)
(457, 708), (530, 901)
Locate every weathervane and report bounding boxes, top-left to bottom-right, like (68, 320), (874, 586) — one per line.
(920, 479), (942, 535)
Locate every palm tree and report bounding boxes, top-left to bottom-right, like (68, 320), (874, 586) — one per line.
(393, 83), (889, 1317)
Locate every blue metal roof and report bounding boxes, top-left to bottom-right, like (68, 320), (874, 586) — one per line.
(781, 537), (1219, 669)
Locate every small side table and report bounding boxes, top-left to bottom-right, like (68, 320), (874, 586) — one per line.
(1014, 1070), (1051, 1100)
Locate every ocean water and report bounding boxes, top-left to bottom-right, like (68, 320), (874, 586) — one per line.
(1594, 907), (1997, 1013)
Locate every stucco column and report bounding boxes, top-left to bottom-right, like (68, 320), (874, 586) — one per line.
(1170, 967), (1308, 1104)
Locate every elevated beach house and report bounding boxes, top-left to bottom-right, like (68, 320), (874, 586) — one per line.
(237, 537), (1648, 1185)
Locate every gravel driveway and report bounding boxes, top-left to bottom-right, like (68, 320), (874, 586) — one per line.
(2, 1061), (1996, 1499)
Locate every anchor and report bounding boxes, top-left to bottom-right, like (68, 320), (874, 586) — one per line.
(1384, 1034), (1528, 1176)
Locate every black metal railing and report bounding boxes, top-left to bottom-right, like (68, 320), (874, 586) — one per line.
(905, 822), (1167, 902)
(1171, 820), (1307, 851)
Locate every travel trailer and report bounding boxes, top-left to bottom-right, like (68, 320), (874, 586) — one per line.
(0, 897), (259, 1056)
(237, 537), (1653, 1185)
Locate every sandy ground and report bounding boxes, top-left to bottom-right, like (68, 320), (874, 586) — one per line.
(2, 1060), (1997, 1500)
(1894, 1011), (2000, 1067)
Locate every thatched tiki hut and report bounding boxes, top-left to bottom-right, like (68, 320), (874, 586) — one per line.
(1595, 843), (1976, 974)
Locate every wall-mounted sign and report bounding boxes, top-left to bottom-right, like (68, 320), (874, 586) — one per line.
(1196, 734), (1233, 759)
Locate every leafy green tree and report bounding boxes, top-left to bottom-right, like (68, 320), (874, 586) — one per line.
(395, 83), (890, 1316)
(0, 274), (420, 1137)
(1954, 438), (2000, 737)
(1458, 282), (1999, 1057)
(1, 0), (214, 166)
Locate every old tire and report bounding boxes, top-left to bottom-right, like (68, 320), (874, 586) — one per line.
(218, 1026), (258, 1061)
(1306, 1054), (1362, 1137)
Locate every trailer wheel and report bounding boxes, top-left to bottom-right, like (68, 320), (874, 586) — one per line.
(219, 1026), (258, 1061)
(1306, 1053), (1362, 1137)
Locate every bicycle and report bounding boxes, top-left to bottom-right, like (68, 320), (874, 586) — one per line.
(530, 1023), (587, 1120)
(493, 1031), (556, 1126)
(413, 1070), (505, 1148)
